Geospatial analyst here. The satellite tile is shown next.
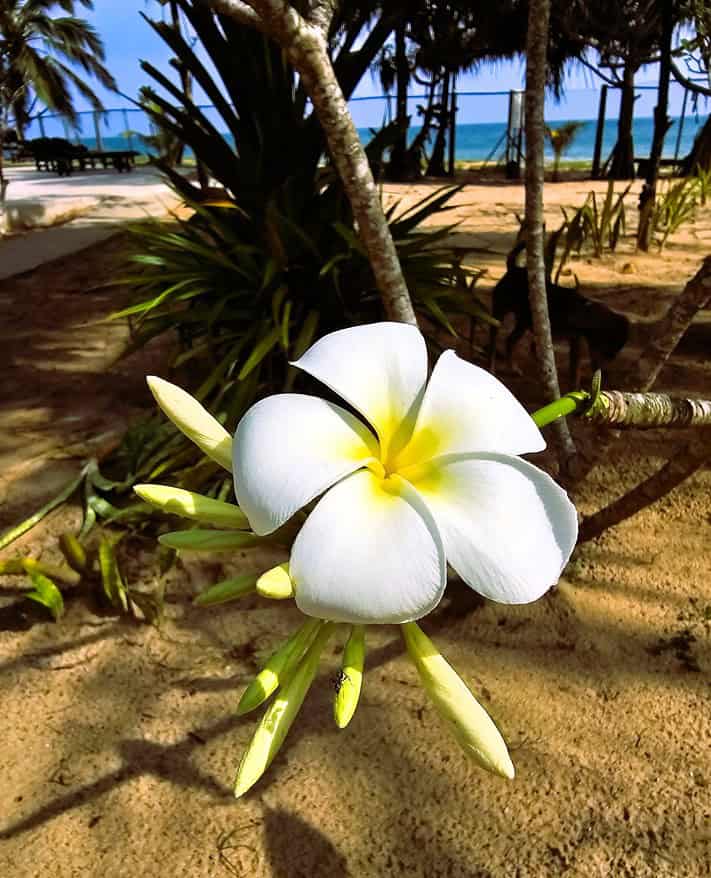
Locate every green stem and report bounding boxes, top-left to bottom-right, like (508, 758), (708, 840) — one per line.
(531, 392), (590, 428)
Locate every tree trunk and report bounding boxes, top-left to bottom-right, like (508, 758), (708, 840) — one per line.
(634, 255), (711, 390)
(681, 113), (711, 175)
(578, 437), (711, 543)
(388, 22), (410, 182)
(524, 0), (577, 476)
(213, 0), (417, 325)
(427, 70), (450, 177)
(637, 0), (674, 250)
(609, 62), (637, 180)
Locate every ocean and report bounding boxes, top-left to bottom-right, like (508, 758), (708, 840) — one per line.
(69, 114), (706, 164)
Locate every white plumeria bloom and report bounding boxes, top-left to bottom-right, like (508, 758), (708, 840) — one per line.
(233, 322), (577, 625)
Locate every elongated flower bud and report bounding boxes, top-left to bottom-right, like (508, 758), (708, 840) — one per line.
(234, 622), (334, 797)
(147, 376), (232, 472)
(158, 530), (261, 551)
(193, 573), (258, 607)
(134, 484), (249, 530)
(334, 625), (365, 729)
(256, 562), (294, 600)
(237, 617), (321, 715)
(401, 622), (514, 780)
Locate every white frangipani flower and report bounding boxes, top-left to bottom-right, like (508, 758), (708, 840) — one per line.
(233, 322), (577, 625)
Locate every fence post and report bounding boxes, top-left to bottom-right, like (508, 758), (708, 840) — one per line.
(673, 88), (688, 162)
(93, 111), (104, 152)
(38, 116), (46, 138)
(505, 90), (524, 179)
(448, 74), (457, 177)
(591, 84), (608, 179)
(122, 109), (134, 151)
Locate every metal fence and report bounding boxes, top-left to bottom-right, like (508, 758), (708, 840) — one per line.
(19, 82), (709, 167)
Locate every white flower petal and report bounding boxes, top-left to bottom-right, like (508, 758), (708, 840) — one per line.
(392, 351), (545, 470)
(409, 454), (577, 604)
(292, 322), (428, 457)
(233, 394), (379, 535)
(290, 470), (446, 624)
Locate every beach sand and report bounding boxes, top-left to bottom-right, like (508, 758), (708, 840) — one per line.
(0, 175), (709, 877)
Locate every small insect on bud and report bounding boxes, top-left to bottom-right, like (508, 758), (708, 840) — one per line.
(333, 625), (365, 729)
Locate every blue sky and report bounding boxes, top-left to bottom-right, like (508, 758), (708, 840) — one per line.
(69, 1), (695, 128)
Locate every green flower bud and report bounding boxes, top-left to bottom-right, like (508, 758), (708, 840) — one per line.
(334, 625), (365, 729)
(256, 562), (294, 600)
(234, 621), (333, 798)
(401, 622), (514, 780)
(134, 484), (249, 530)
(158, 530), (261, 551)
(193, 573), (258, 606)
(147, 376), (233, 471)
(237, 617), (321, 715)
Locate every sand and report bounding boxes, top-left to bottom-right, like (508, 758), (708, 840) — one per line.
(0, 175), (709, 877)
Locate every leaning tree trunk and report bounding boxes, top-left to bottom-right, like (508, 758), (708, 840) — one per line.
(578, 436), (711, 543)
(388, 21), (410, 182)
(524, 0), (577, 477)
(681, 114), (711, 175)
(211, 0), (417, 326)
(427, 69), (450, 177)
(633, 255), (711, 390)
(609, 62), (637, 180)
(638, 0), (674, 250)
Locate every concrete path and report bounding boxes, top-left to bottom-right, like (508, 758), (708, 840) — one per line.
(0, 165), (180, 280)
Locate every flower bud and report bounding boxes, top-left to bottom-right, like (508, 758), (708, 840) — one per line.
(146, 376), (232, 471)
(158, 530), (261, 551)
(256, 562), (294, 600)
(334, 625), (365, 729)
(134, 484), (249, 530)
(193, 573), (258, 606)
(237, 617), (320, 715)
(234, 622), (334, 797)
(401, 622), (514, 780)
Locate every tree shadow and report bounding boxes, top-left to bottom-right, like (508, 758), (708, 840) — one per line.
(262, 806), (350, 878)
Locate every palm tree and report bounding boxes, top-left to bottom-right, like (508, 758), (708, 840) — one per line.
(545, 120), (585, 180)
(0, 0), (117, 137)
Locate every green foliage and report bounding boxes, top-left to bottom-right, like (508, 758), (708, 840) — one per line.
(693, 163), (711, 206)
(648, 177), (698, 250)
(112, 5), (489, 492)
(559, 181), (630, 268)
(0, 0), (117, 132)
(25, 570), (65, 622)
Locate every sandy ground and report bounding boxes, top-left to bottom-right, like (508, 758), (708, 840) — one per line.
(0, 175), (710, 877)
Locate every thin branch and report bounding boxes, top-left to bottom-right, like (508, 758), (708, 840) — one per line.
(578, 436), (711, 543)
(670, 59), (711, 98)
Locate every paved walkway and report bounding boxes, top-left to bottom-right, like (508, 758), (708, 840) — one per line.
(0, 165), (180, 279)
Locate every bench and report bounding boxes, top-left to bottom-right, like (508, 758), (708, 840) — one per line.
(35, 150), (139, 176)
